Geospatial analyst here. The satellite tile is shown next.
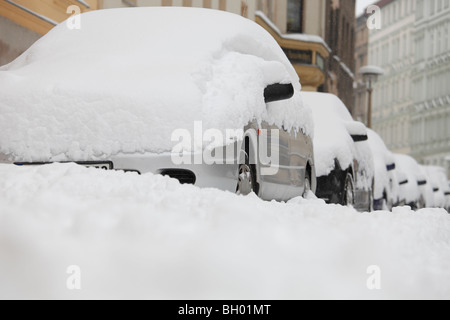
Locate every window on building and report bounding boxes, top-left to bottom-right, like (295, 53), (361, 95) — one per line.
(438, 31), (442, 55)
(430, 33), (434, 58)
(359, 54), (364, 69)
(287, 0), (303, 33)
(403, 34), (407, 58)
(417, 0), (424, 19)
(445, 26), (449, 52)
(241, 0), (248, 17)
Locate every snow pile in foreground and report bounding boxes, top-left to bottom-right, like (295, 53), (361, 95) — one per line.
(0, 163), (449, 300)
(0, 7), (312, 162)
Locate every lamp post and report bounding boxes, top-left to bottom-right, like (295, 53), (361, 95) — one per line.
(359, 66), (384, 129)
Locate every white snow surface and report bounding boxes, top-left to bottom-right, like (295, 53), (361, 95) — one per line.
(0, 7), (312, 162)
(1, 163), (449, 299)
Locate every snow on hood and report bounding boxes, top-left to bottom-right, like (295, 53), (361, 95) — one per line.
(367, 129), (396, 200)
(0, 7), (312, 162)
(302, 92), (372, 179)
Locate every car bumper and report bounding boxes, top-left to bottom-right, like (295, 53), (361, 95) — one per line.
(111, 153), (239, 193)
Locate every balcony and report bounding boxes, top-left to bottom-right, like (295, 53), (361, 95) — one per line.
(255, 11), (330, 92)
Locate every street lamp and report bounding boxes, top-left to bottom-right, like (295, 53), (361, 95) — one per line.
(359, 65), (384, 129)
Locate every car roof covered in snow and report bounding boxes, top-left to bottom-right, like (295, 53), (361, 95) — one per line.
(0, 7), (312, 162)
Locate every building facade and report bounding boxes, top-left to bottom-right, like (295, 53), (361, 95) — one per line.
(368, 0), (416, 155)
(1, 0), (357, 112)
(324, 0), (356, 111)
(410, 0), (450, 177)
(354, 13), (369, 125)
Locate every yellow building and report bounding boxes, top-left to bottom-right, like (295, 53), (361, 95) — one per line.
(0, 0), (329, 91)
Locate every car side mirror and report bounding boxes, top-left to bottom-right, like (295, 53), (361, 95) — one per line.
(264, 83), (294, 103)
(386, 163), (396, 171)
(417, 180), (427, 186)
(344, 121), (368, 142)
(351, 134), (368, 142)
(399, 179), (409, 185)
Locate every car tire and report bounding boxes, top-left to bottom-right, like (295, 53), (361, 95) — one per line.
(236, 153), (258, 196)
(368, 192), (374, 212)
(303, 169), (311, 198)
(343, 173), (355, 206)
(417, 196), (426, 210)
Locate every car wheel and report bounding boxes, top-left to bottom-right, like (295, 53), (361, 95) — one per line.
(381, 198), (388, 210)
(236, 163), (254, 196)
(368, 191), (374, 212)
(417, 196), (425, 210)
(303, 169), (311, 198)
(343, 173), (355, 206)
(386, 198), (393, 211)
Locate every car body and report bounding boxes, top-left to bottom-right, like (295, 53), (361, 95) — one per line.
(447, 181), (450, 212)
(367, 129), (398, 210)
(0, 8), (315, 202)
(419, 166), (436, 208)
(394, 154), (427, 210)
(302, 92), (374, 212)
(423, 166), (449, 209)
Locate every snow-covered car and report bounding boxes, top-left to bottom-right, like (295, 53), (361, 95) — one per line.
(419, 166), (436, 208)
(392, 164), (409, 207)
(394, 154), (427, 210)
(302, 92), (374, 212)
(367, 129), (398, 210)
(423, 166), (449, 209)
(447, 181), (450, 212)
(0, 8), (316, 202)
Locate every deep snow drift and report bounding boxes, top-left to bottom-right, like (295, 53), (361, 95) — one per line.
(0, 163), (449, 299)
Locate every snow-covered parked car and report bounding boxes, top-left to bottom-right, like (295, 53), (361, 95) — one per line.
(394, 154), (428, 210)
(0, 8), (316, 202)
(419, 166), (436, 208)
(391, 164), (409, 207)
(423, 166), (449, 209)
(302, 92), (374, 212)
(447, 181), (450, 212)
(367, 129), (398, 211)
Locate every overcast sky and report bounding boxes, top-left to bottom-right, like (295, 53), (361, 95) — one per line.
(356, 0), (379, 16)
